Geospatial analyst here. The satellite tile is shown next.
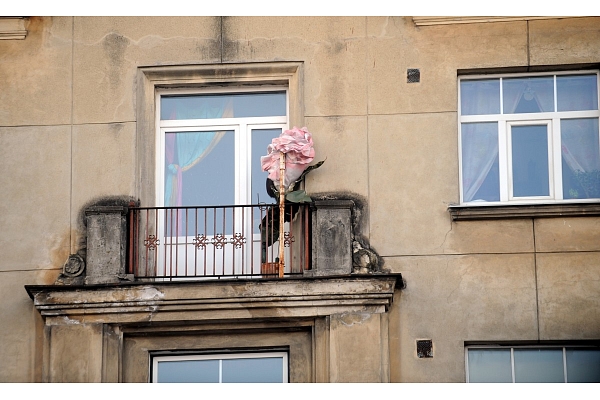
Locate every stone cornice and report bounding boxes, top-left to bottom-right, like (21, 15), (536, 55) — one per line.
(26, 274), (403, 326)
(0, 17), (28, 40)
(412, 16), (575, 26)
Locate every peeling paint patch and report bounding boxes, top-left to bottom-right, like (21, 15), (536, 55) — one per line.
(60, 315), (81, 325)
(338, 312), (371, 327)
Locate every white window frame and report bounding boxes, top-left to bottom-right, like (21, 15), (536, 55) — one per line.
(458, 70), (600, 206)
(155, 86), (289, 208)
(465, 345), (600, 383)
(151, 351), (289, 383)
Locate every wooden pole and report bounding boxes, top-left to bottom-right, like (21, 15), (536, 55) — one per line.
(278, 152), (285, 278)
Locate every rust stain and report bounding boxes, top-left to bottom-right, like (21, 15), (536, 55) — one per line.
(47, 229), (74, 270)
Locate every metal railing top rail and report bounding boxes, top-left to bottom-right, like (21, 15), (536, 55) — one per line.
(130, 203), (280, 211)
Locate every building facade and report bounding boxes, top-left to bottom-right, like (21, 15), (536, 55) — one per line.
(1, 16), (599, 382)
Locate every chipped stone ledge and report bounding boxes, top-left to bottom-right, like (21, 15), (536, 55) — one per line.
(25, 274), (403, 325)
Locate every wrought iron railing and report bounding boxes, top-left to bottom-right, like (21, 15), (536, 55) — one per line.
(128, 204), (310, 280)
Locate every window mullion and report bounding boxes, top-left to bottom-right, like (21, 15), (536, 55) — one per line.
(563, 347), (568, 382)
(510, 348), (515, 383)
(235, 123), (246, 205)
(219, 359), (223, 383)
(552, 118), (563, 200)
(499, 121), (509, 202)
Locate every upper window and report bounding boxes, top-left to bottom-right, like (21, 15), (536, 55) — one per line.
(466, 346), (600, 383)
(459, 71), (600, 205)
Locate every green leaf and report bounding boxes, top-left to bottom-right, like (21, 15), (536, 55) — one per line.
(286, 190), (313, 203)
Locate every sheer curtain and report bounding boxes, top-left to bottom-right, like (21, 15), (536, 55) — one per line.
(462, 122), (498, 202)
(164, 99), (234, 207)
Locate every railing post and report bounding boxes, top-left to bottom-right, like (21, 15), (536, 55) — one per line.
(306, 200), (354, 277)
(85, 206), (132, 284)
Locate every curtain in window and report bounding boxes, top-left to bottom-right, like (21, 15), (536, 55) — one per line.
(561, 118), (600, 198)
(164, 99), (234, 207)
(462, 122), (499, 202)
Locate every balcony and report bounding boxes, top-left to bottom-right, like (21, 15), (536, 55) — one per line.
(74, 199), (361, 285)
(128, 204), (311, 280)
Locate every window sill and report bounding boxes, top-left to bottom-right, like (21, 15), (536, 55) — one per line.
(448, 202), (600, 221)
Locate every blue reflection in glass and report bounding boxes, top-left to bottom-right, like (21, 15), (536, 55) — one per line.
(557, 74), (599, 112)
(511, 125), (549, 197)
(156, 359), (219, 383)
(468, 349), (512, 383)
(161, 92), (287, 120)
(222, 357), (284, 383)
(460, 79), (501, 115)
(514, 349), (564, 382)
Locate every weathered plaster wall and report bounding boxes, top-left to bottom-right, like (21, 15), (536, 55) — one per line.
(1, 16), (600, 382)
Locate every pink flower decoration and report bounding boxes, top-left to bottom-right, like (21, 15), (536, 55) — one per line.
(261, 127), (316, 190)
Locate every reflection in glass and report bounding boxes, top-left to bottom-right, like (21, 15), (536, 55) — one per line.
(566, 349), (600, 382)
(461, 123), (500, 202)
(165, 131), (235, 207)
(222, 357), (284, 383)
(561, 118), (600, 199)
(557, 74), (599, 112)
(503, 76), (554, 114)
(468, 349), (512, 383)
(164, 131), (235, 236)
(514, 349), (564, 382)
(460, 79), (500, 115)
(161, 92), (287, 120)
(156, 359), (219, 383)
(511, 125), (550, 197)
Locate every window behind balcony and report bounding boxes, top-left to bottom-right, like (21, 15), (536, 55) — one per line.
(459, 71), (600, 205)
(157, 89), (288, 209)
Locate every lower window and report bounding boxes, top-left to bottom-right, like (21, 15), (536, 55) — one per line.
(466, 345), (600, 383)
(151, 351), (289, 383)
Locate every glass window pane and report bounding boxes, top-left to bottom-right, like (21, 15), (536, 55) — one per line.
(561, 118), (600, 199)
(156, 359), (220, 383)
(503, 76), (554, 114)
(511, 125), (550, 197)
(514, 349), (564, 382)
(165, 131), (235, 207)
(222, 357), (284, 383)
(251, 129), (282, 205)
(468, 349), (512, 383)
(461, 123), (500, 202)
(161, 92), (286, 120)
(557, 74), (599, 112)
(566, 349), (600, 382)
(460, 79), (500, 115)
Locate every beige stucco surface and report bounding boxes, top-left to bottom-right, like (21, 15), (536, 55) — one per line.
(223, 17), (368, 117)
(534, 217), (600, 253)
(537, 252), (600, 340)
(70, 122), (136, 232)
(0, 17), (73, 126)
(0, 125), (72, 271)
(330, 312), (387, 382)
(529, 17), (600, 65)
(305, 116), (369, 199)
(72, 16), (221, 124)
